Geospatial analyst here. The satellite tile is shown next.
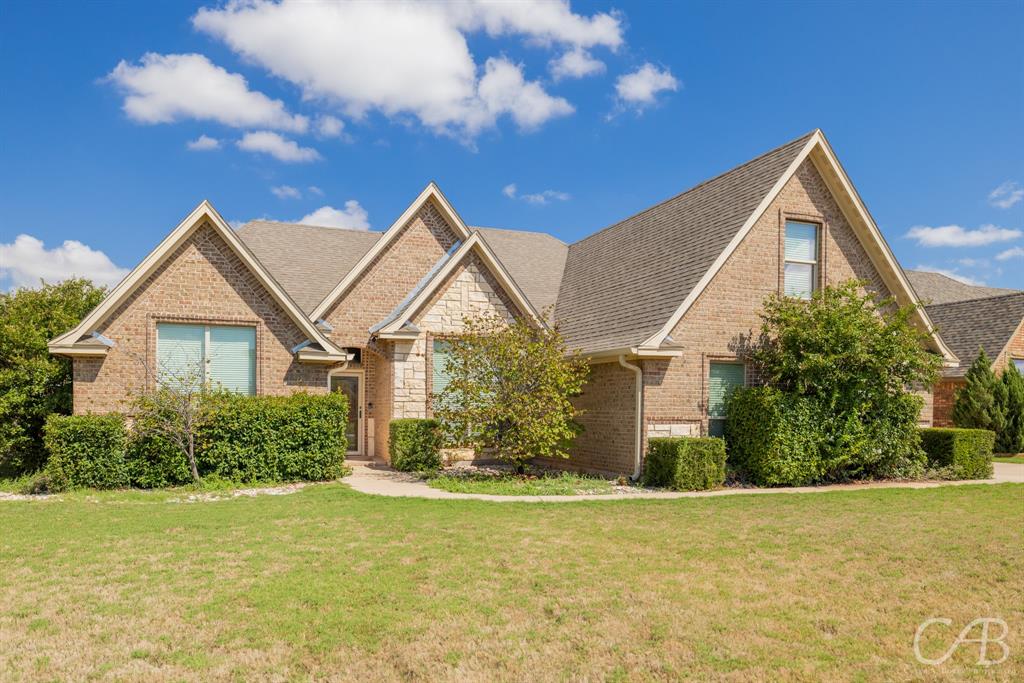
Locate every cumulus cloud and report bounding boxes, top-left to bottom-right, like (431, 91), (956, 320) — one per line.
(913, 266), (984, 286)
(308, 185), (324, 196)
(614, 63), (679, 109)
(315, 115), (348, 139)
(989, 181), (1024, 209)
(996, 246), (1024, 261)
(0, 234), (129, 289)
(298, 202), (370, 230)
(237, 131), (321, 162)
(271, 185), (301, 199)
(549, 47), (605, 81)
(186, 134), (221, 151)
(192, 0), (614, 137)
(905, 224), (1022, 247)
(503, 183), (570, 205)
(106, 53), (308, 132)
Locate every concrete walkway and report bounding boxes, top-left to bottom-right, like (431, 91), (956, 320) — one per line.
(342, 461), (1024, 503)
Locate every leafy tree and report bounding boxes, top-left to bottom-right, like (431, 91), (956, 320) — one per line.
(952, 349), (1007, 437)
(435, 315), (589, 467)
(748, 281), (942, 480)
(0, 279), (106, 475)
(997, 362), (1024, 454)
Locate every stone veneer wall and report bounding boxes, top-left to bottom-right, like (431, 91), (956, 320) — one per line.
(73, 222), (328, 414)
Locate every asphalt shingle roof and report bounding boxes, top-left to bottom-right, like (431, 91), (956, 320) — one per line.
(906, 270), (1018, 305)
(474, 227), (568, 315)
(925, 292), (1024, 376)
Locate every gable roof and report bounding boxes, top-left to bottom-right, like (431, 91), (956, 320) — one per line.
(925, 292), (1024, 377)
(906, 269), (1019, 305)
(554, 131), (814, 354)
(237, 220), (381, 314)
(473, 227), (567, 315)
(49, 201), (349, 362)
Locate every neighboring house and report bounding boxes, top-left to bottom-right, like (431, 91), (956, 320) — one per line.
(50, 130), (957, 477)
(906, 270), (1024, 426)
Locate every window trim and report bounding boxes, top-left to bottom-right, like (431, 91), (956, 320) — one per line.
(705, 357), (746, 437)
(155, 321), (258, 395)
(783, 219), (821, 300)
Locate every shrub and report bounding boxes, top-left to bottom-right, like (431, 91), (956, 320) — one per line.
(198, 392), (349, 483)
(126, 431), (192, 489)
(920, 428), (995, 480)
(643, 437), (726, 491)
(953, 350), (1007, 437)
(997, 363), (1024, 454)
(43, 414), (129, 491)
(725, 387), (825, 486)
(389, 419), (442, 472)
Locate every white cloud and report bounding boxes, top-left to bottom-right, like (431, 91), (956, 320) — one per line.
(308, 185), (324, 196)
(106, 53), (308, 132)
(549, 47), (605, 81)
(298, 202), (370, 230)
(315, 115), (347, 139)
(906, 224), (1022, 247)
(996, 246), (1024, 261)
(614, 63), (679, 108)
(989, 181), (1024, 209)
(192, 0), (613, 138)
(502, 183), (570, 205)
(186, 134), (221, 151)
(914, 265), (983, 286)
(0, 234), (129, 289)
(237, 131), (321, 163)
(271, 185), (301, 199)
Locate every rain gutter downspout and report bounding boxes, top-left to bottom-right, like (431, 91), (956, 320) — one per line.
(618, 354), (643, 482)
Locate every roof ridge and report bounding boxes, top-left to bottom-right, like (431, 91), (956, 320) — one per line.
(239, 219), (383, 236)
(472, 225), (568, 245)
(568, 129), (817, 248)
(927, 290), (1024, 308)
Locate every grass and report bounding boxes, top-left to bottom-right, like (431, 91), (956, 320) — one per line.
(426, 469), (615, 495)
(1, 484), (1022, 681)
(995, 454), (1024, 464)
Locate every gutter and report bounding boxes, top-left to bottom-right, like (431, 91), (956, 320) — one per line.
(618, 354), (644, 482)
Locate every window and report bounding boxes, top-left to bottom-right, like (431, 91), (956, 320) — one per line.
(708, 362), (745, 437)
(432, 339), (452, 402)
(156, 323), (256, 394)
(784, 220), (819, 299)
(1015, 358), (1024, 373)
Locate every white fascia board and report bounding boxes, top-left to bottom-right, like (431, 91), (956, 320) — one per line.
(310, 183), (474, 320)
(640, 133), (820, 348)
(581, 346), (684, 363)
(47, 343), (110, 358)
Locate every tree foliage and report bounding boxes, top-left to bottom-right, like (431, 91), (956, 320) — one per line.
(735, 281), (942, 482)
(0, 279), (106, 475)
(951, 349), (1008, 438)
(999, 363), (1024, 454)
(435, 315), (589, 466)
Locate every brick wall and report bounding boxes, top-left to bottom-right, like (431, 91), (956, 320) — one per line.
(932, 378), (961, 427)
(73, 222), (328, 414)
(992, 319), (1024, 375)
(642, 159), (894, 440)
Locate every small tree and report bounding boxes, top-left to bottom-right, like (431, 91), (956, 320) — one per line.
(435, 315), (589, 468)
(0, 279), (106, 475)
(952, 349), (1007, 437)
(997, 363), (1024, 454)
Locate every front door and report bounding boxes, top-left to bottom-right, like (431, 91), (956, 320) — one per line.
(330, 372), (363, 456)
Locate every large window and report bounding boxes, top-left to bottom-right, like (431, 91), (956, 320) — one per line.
(156, 323), (256, 394)
(784, 220), (819, 299)
(708, 361), (745, 437)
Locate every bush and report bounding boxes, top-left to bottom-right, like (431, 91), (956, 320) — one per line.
(390, 419), (442, 472)
(643, 437), (726, 491)
(920, 428), (995, 480)
(997, 363), (1024, 454)
(43, 414), (129, 491)
(197, 392), (349, 483)
(127, 431), (192, 489)
(725, 387), (826, 486)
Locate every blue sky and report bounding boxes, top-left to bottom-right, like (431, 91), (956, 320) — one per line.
(1, 0), (1022, 290)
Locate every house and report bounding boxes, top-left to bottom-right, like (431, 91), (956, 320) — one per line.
(906, 270), (1024, 426)
(49, 130), (958, 477)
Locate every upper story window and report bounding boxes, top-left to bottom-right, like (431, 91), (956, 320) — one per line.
(156, 323), (256, 395)
(784, 220), (819, 299)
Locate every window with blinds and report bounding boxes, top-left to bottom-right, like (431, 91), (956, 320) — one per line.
(156, 323), (256, 395)
(708, 361), (745, 437)
(784, 221), (819, 299)
(432, 339), (452, 400)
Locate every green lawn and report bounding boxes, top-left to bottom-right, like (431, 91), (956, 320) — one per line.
(2, 484), (1022, 681)
(995, 455), (1024, 464)
(426, 469), (615, 495)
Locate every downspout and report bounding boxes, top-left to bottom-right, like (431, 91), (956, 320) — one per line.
(618, 355), (643, 482)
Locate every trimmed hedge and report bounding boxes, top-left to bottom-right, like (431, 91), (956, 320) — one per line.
(643, 437), (726, 491)
(198, 391), (349, 483)
(43, 414), (129, 491)
(389, 419), (442, 472)
(920, 427), (995, 480)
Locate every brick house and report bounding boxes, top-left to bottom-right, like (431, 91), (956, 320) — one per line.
(50, 130), (962, 476)
(905, 270), (1024, 426)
